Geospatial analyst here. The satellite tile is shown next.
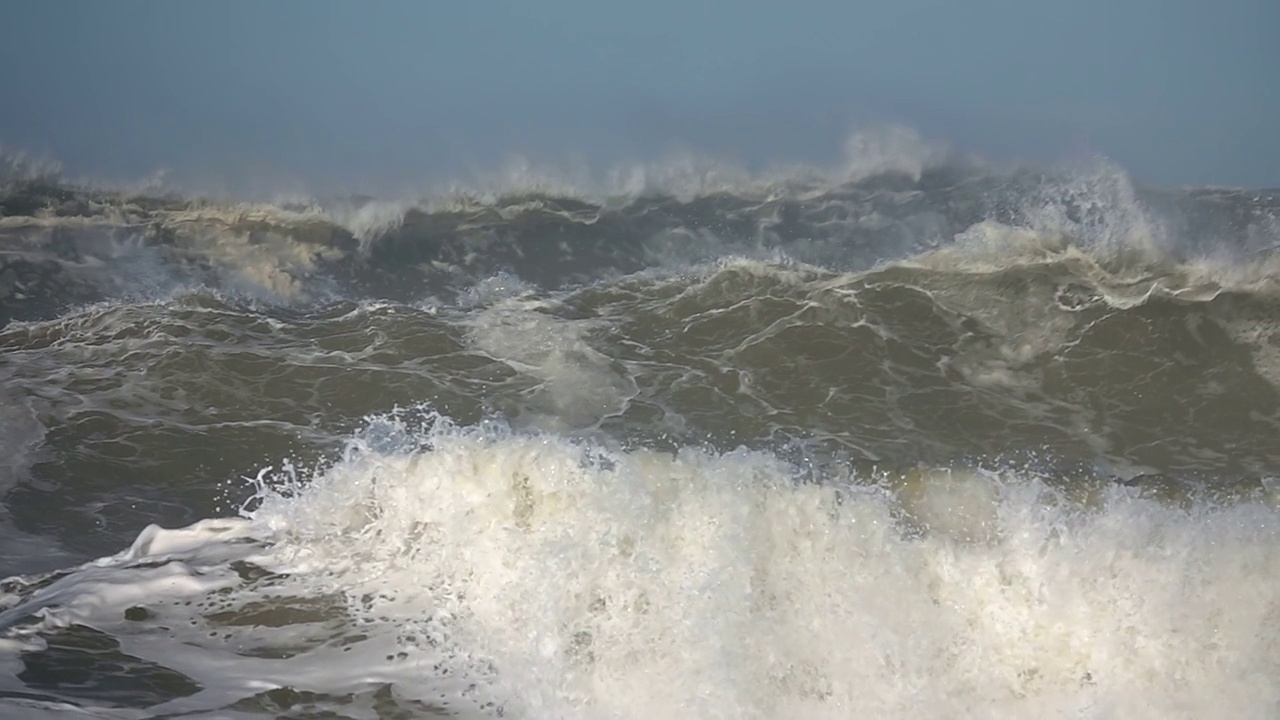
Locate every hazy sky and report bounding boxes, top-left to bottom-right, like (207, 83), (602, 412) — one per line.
(2, 0), (1277, 192)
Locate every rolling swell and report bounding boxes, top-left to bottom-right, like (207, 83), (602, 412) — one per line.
(4, 159), (1280, 480)
(3, 254), (1279, 516)
(564, 259), (1280, 476)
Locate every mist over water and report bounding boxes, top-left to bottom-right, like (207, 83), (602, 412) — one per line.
(1, 130), (1279, 718)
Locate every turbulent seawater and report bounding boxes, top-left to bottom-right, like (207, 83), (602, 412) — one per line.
(2, 147), (1280, 718)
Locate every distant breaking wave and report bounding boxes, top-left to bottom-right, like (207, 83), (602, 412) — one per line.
(1, 134), (1278, 327)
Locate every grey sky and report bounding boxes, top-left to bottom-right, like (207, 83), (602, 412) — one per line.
(2, 0), (1277, 192)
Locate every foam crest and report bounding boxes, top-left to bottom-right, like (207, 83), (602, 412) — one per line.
(393, 125), (946, 206)
(230, 421), (1280, 718)
(1024, 159), (1162, 252)
(5, 130), (1277, 327)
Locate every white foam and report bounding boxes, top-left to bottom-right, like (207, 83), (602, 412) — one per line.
(1018, 157), (1166, 262)
(3, 421), (1279, 718)
(0, 519), (258, 632)
(467, 294), (637, 431)
(255, 429), (1280, 718)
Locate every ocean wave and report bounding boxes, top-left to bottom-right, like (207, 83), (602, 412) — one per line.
(2, 412), (1278, 718)
(6, 131), (1280, 718)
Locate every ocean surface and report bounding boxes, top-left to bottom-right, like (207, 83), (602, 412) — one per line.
(2, 145), (1280, 718)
